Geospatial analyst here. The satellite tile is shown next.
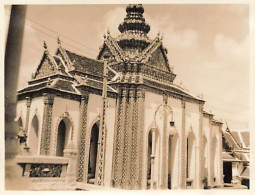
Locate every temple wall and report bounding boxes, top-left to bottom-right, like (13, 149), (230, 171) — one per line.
(167, 97), (181, 189)
(28, 97), (44, 154)
(87, 93), (116, 186)
(16, 100), (27, 127)
(185, 102), (199, 186)
(212, 124), (223, 187)
(51, 97), (80, 155)
(203, 117), (210, 180)
(104, 97), (116, 186)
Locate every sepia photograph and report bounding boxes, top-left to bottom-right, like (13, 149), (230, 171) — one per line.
(4, 3), (250, 191)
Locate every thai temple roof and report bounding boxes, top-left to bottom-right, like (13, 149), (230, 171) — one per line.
(17, 4), (208, 105)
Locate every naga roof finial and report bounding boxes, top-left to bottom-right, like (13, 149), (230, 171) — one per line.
(43, 41), (47, 49)
(57, 36), (61, 45)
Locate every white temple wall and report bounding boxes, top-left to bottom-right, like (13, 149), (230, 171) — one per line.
(185, 102), (199, 187)
(51, 97), (80, 155)
(16, 100), (27, 127)
(86, 93), (116, 186)
(212, 124), (223, 186)
(104, 97), (116, 187)
(167, 97), (182, 189)
(27, 97), (44, 155)
(144, 91), (163, 188)
(203, 117), (210, 179)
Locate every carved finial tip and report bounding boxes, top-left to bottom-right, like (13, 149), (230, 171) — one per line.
(43, 41), (47, 49)
(57, 36), (61, 45)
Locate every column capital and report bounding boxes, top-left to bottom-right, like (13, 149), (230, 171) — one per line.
(136, 88), (145, 98)
(81, 94), (89, 102)
(129, 88), (136, 98)
(181, 100), (186, 108)
(43, 93), (54, 105)
(163, 93), (168, 104)
(122, 88), (128, 97)
(26, 97), (31, 107)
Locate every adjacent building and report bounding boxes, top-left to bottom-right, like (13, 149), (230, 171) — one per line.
(222, 127), (250, 189)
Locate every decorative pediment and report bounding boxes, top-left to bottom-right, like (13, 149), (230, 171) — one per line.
(97, 32), (126, 62)
(33, 50), (59, 79)
(140, 34), (171, 72)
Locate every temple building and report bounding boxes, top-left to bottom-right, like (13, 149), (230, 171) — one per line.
(222, 127), (250, 189)
(14, 4), (224, 190)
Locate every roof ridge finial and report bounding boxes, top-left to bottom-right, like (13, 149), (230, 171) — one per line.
(57, 36), (61, 45)
(43, 41), (48, 49)
(107, 28), (110, 35)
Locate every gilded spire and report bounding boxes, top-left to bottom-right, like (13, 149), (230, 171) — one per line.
(118, 4), (150, 35)
(118, 4), (151, 52)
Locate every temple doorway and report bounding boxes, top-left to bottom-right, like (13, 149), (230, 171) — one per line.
(29, 115), (39, 155)
(56, 118), (71, 156)
(87, 121), (99, 184)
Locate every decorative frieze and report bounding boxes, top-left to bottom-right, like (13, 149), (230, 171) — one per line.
(40, 93), (54, 155)
(29, 164), (62, 177)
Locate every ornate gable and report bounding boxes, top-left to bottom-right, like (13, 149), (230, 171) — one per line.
(147, 46), (170, 72)
(34, 51), (59, 79)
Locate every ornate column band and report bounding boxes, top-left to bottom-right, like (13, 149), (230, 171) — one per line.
(129, 89), (138, 189)
(40, 93), (54, 155)
(136, 88), (145, 189)
(77, 95), (89, 182)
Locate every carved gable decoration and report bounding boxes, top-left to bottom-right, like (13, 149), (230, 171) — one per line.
(34, 53), (58, 79)
(97, 44), (117, 62)
(147, 47), (170, 72)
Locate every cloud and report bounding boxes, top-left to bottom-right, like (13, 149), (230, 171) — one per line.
(100, 6), (126, 38)
(214, 34), (249, 63)
(18, 21), (44, 89)
(145, 13), (198, 49)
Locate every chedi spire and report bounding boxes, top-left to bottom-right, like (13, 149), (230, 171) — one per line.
(118, 4), (151, 52)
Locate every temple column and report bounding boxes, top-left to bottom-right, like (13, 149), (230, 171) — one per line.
(207, 116), (213, 188)
(161, 94), (168, 189)
(137, 88), (145, 189)
(111, 88), (127, 188)
(195, 103), (204, 188)
(121, 88), (133, 189)
(40, 93), (54, 155)
(179, 100), (186, 188)
(77, 94), (89, 182)
(218, 127), (224, 187)
(25, 97), (31, 134)
(150, 128), (156, 189)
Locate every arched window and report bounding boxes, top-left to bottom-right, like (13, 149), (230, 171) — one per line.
(18, 117), (23, 127)
(168, 134), (178, 189)
(147, 130), (152, 188)
(186, 131), (195, 187)
(56, 117), (71, 157)
(147, 129), (159, 189)
(203, 136), (209, 188)
(87, 121), (99, 184)
(203, 136), (208, 178)
(212, 137), (218, 184)
(29, 115), (39, 155)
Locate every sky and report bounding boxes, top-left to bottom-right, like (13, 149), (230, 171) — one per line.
(4, 4), (249, 130)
